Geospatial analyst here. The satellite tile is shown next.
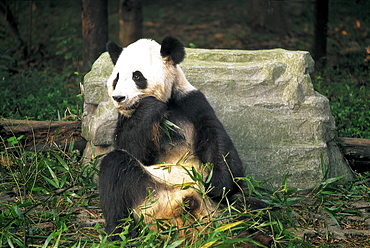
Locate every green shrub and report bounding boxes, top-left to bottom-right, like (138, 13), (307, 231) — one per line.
(312, 66), (370, 139)
(0, 69), (82, 121)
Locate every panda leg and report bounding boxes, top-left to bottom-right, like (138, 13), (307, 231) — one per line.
(98, 149), (156, 239)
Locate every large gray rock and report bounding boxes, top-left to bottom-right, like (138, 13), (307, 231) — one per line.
(81, 48), (354, 189)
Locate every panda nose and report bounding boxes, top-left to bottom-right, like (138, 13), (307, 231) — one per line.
(112, 95), (126, 102)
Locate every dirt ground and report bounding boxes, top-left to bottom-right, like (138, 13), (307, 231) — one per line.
(287, 198), (370, 247)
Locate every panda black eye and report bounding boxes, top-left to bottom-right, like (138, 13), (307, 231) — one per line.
(133, 74), (140, 81)
(132, 71), (143, 80)
(132, 71), (147, 89)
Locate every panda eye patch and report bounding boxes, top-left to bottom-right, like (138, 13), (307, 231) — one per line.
(132, 71), (147, 89)
(113, 73), (119, 90)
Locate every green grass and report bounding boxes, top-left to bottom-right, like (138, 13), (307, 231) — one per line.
(1, 136), (369, 247)
(0, 137), (100, 247)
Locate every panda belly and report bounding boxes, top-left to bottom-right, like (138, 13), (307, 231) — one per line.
(145, 157), (199, 186)
(148, 117), (208, 185)
(133, 119), (218, 231)
(138, 162), (218, 233)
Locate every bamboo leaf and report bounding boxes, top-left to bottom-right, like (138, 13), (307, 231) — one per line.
(198, 239), (219, 248)
(172, 182), (195, 188)
(166, 239), (185, 248)
(53, 153), (70, 172)
(214, 220), (244, 232)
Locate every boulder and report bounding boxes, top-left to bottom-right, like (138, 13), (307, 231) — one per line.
(81, 48), (354, 189)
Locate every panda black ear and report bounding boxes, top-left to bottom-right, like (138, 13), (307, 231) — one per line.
(160, 37), (185, 65)
(106, 41), (123, 65)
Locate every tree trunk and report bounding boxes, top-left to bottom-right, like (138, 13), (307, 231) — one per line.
(118, 0), (143, 47)
(313, 0), (328, 69)
(81, 0), (108, 70)
(0, 0), (28, 57)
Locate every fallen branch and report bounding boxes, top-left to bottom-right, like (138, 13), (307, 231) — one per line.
(0, 118), (86, 153)
(335, 137), (370, 173)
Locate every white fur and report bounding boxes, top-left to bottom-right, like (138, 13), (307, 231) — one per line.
(137, 162), (217, 230)
(172, 66), (196, 99)
(107, 39), (196, 116)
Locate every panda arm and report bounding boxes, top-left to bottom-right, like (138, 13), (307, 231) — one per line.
(114, 96), (168, 165)
(174, 90), (244, 199)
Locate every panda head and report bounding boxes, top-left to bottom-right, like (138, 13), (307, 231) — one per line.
(106, 37), (192, 117)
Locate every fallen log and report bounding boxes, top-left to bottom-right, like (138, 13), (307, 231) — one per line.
(335, 137), (370, 173)
(0, 118), (86, 153)
(1, 119), (369, 172)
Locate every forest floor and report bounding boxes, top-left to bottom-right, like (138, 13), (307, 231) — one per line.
(285, 197), (370, 247)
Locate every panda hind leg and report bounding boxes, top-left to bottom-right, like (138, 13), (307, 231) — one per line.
(98, 149), (155, 239)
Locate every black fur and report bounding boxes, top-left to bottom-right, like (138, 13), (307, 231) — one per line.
(113, 97), (167, 165)
(106, 41), (123, 65)
(99, 149), (158, 238)
(160, 36), (185, 65)
(112, 73), (119, 90)
(168, 91), (244, 199)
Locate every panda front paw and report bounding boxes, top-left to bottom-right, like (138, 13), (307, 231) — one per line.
(138, 96), (167, 113)
(131, 96), (167, 118)
(138, 96), (164, 105)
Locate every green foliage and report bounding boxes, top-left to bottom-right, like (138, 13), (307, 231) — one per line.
(0, 1), (83, 121)
(0, 136), (99, 247)
(312, 60), (370, 139)
(51, 29), (83, 62)
(243, 170), (370, 247)
(1, 136), (369, 247)
(0, 69), (82, 120)
(0, 135), (275, 247)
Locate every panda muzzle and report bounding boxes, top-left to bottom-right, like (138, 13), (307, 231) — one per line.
(112, 95), (126, 102)
(114, 97), (141, 111)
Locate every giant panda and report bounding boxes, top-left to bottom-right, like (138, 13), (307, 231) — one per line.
(98, 37), (266, 241)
